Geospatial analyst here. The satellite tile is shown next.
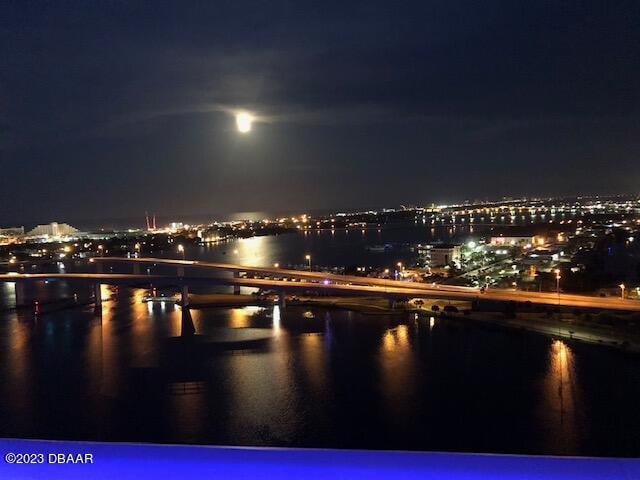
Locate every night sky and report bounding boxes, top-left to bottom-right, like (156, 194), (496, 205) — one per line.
(1, 1), (639, 227)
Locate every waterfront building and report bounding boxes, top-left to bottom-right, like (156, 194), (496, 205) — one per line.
(422, 244), (462, 267)
(490, 235), (537, 247)
(0, 226), (25, 245)
(27, 222), (78, 237)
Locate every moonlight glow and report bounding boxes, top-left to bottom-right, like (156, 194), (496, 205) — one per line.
(236, 112), (253, 133)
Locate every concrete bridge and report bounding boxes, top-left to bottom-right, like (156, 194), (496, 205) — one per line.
(0, 256), (639, 312)
(91, 257), (640, 312)
(0, 271), (493, 310)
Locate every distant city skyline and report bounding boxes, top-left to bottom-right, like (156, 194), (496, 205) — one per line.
(2, 192), (638, 232)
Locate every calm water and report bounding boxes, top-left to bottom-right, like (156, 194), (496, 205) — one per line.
(169, 225), (474, 269)
(1, 227), (640, 456)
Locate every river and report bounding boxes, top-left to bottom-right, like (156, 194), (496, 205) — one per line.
(0, 227), (639, 456)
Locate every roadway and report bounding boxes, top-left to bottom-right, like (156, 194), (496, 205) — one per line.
(4, 266), (640, 312)
(92, 257), (640, 311)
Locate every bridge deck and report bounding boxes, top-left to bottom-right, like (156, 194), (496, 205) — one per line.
(1, 269), (640, 311)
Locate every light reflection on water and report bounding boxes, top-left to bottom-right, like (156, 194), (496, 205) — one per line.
(272, 305), (281, 336)
(227, 306), (264, 329)
(2, 310), (34, 432)
(379, 323), (418, 435)
(0, 283), (639, 455)
(537, 340), (583, 454)
(192, 226), (467, 269)
(300, 332), (326, 394)
(223, 320), (298, 446)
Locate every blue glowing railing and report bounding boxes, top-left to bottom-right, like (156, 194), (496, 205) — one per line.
(1, 439), (638, 479)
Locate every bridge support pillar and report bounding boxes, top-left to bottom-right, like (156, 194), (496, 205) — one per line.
(278, 292), (287, 310)
(96, 262), (103, 274)
(181, 308), (195, 336)
(14, 281), (29, 308)
(133, 263), (141, 275)
(177, 266), (185, 277)
(233, 271), (241, 295)
(93, 283), (102, 308)
(181, 285), (190, 308)
(387, 298), (395, 310)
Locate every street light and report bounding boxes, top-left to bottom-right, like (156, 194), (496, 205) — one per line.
(396, 262), (403, 280)
(620, 283), (625, 300)
(98, 245), (104, 257)
(384, 268), (390, 293)
(555, 268), (561, 301)
(305, 254), (312, 271)
(178, 244), (185, 260)
(274, 263), (279, 268)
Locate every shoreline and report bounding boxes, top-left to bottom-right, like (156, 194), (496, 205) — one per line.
(187, 293), (640, 353)
(187, 293), (400, 314)
(442, 311), (640, 354)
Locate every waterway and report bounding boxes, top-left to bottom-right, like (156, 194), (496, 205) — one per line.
(0, 227), (639, 456)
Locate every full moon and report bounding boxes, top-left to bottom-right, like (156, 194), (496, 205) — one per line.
(236, 112), (253, 133)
